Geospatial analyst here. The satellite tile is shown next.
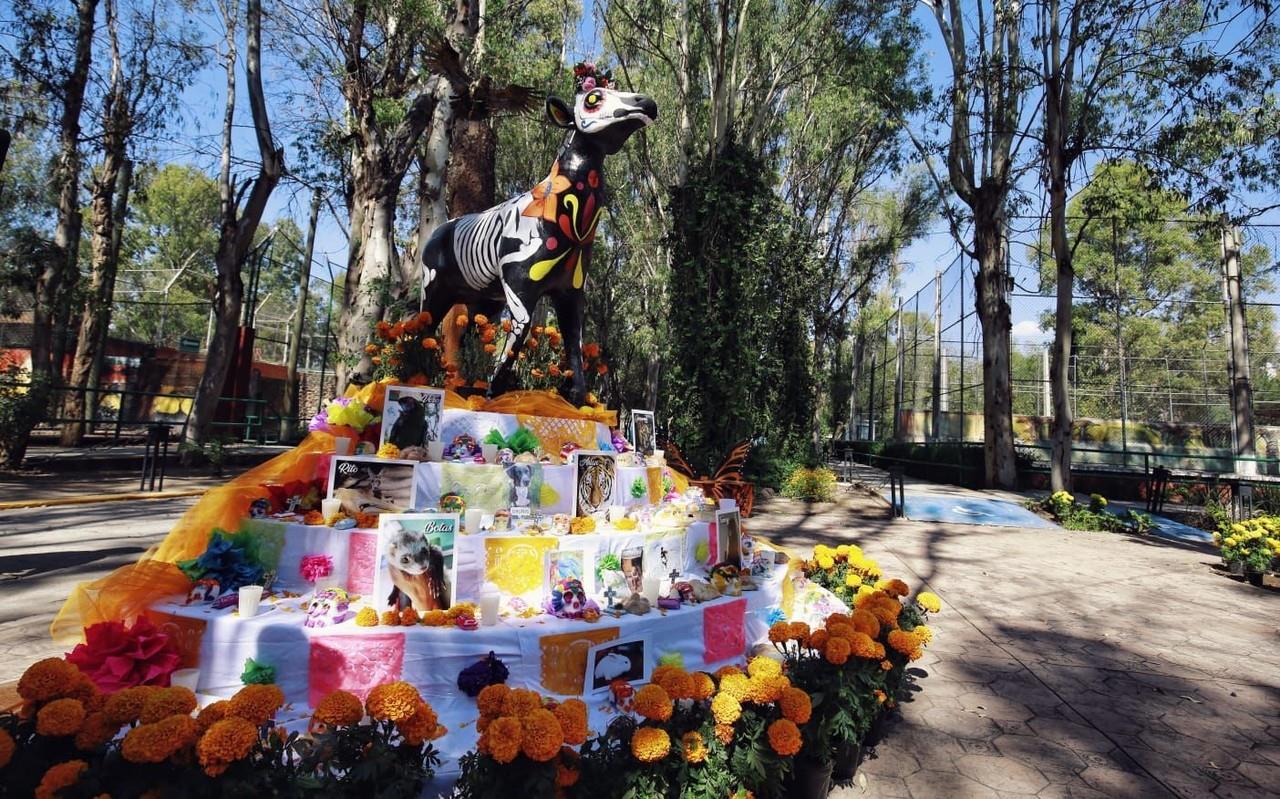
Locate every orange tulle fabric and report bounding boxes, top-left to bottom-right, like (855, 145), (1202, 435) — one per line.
(51, 381), (618, 643)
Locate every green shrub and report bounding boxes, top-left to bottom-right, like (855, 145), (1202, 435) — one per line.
(781, 465), (838, 502)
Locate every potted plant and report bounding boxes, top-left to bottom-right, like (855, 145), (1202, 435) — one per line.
(1214, 520), (1280, 586)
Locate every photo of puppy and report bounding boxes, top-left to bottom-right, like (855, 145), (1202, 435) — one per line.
(328, 456), (418, 518)
(375, 514), (457, 612)
(380, 386), (444, 450)
(506, 462), (535, 507)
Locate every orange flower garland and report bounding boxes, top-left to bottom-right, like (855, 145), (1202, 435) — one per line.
(35, 698), (86, 737)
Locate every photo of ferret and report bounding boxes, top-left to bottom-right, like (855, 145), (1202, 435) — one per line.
(383, 520), (450, 611)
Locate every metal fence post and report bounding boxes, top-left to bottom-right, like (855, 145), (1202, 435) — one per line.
(931, 269), (943, 441)
(893, 299), (905, 440)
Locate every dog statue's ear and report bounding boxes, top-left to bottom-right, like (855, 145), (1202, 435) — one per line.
(546, 96), (574, 129)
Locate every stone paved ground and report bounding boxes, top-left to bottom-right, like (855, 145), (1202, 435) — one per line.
(749, 491), (1280, 799)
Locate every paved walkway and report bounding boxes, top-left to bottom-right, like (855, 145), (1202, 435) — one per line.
(750, 492), (1280, 799)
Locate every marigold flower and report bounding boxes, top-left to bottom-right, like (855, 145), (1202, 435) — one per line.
(847, 631), (885, 660)
(520, 708), (564, 762)
(888, 629), (919, 657)
(779, 687), (812, 724)
(227, 683), (284, 726)
(880, 660), (893, 671)
(633, 684), (672, 722)
(473, 314), (489, 326)
(483, 343), (497, 353)
(681, 731), (708, 763)
(397, 700), (445, 746)
(596, 363), (608, 375)
(477, 684), (510, 717)
(196, 700), (230, 733)
(711, 692), (742, 725)
(364, 344), (379, 354)
(714, 723), (734, 744)
(690, 671), (716, 701)
(380, 610), (400, 626)
(313, 690), (363, 728)
(768, 622), (790, 644)
(827, 622), (855, 640)
(556, 749), (580, 786)
(19, 658), (80, 704)
(35, 760), (87, 799)
(455, 314), (469, 328)
(0, 729), (13, 769)
(366, 681), (421, 722)
(787, 621), (811, 645)
(824, 636), (851, 665)
(876, 578), (910, 598)
(874, 689), (887, 704)
(481, 716), (523, 764)
(816, 554), (835, 570)
(748, 673), (790, 704)
(422, 337), (440, 350)
(36, 697), (86, 737)
(122, 715), (199, 763)
(375, 321), (392, 339)
(502, 687), (543, 717)
(767, 718), (802, 757)
(140, 686), (197, 724)
(852, 609), (881, 638)
(355, 607), (379, 626)
(718, 672), (751, 701)
(630, 726), (670, 763)
(912, 624), (934, 644)
(916, 592), (942, 613)
(197, 717), (257, 777)
(747, 657), (783, 679)
(553, 699), (589, 745)
(400, 607), (420, 626)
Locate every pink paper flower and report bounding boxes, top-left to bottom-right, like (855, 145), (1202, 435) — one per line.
(65, 617), (180, 693)
(582, 76), (597, 92)
(300, 554), (334, 583)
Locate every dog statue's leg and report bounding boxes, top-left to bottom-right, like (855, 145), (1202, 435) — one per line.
(488, 278), (538, 397)
(551, 289), (588, 405)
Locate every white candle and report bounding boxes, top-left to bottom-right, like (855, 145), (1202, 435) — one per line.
(427, 441), (445, 461)
(642, 575), (661, 604)
(481, 443), (499, 463)
(321, 498), (342, 524)
(334, 436), (353, 455)
(465, 508), (484, 534)
(238, 585), (263, 618)
(479, 583), (501, 626)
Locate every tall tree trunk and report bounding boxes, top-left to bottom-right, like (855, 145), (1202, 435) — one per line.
(5, 0), (98, 467)
(974, 198), (1017, 489)
(446, 116), (495, 216)
(336, 175), (398, 387)
(186, 0), (283, 445)
(1046, 83), (1073, 492)
(282, 186), (322, 439)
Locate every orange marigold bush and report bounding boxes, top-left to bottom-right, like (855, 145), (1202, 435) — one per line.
(196, 717), (258, 777)
(397, 700), (446, 746)
(74, 711), (119, 751)
(766, 719), (802, 756)
(18, 659), (81, 704)
(633, 683), (673, 722)
(779, 687), (812, 725)
(34, 760), (88, 799)
(365, 681), (420, 722)
(122, 715), (199, 763)
(552, 699), (588, 746)
(312, 689), (364, 728)
(711, 692), (742, 725)
(717, 672), (751, 702)
(502, 687), (543, 717)
(227, 683), (284, 726)
(689, 671), (716, 701)
(681, 731), (708, 764)
(824, 636), (851, 665)
(195, 700), (230, 733)
(519, 708), (564, 762)
(481, 716), (523, 764)
(476, 683), (510, 717)
(139, 685), (197, 724)
(35, 697), (86, 737)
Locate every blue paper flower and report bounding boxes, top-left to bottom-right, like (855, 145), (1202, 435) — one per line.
(765, 607), (787, 626)
(178, 531), (264, 593)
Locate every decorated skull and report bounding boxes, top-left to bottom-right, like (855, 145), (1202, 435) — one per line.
(186, 578), (222, 604)
(303, 588), (355, 628)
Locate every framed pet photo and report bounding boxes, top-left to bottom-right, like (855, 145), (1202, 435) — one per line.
(374, 513), (457, 613)
(328, 456), (418, 517)
(546, 548), (593, 596)
(715, 508), (743, 568)
(573, 450), (618, 517)
(381, 385), (445, 450)
(629, 410), (657, 456)
(585, 635), (651, 695)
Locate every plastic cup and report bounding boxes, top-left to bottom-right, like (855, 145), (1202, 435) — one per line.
(481, 443), (498, 463)
(428, 441), (445, 461)
(334, 437), (353, 455)
(321, 498), (342, 524)
(465, 508), (484, 534)
(238, 585), (264, 618)
(170, 668), (200, 691)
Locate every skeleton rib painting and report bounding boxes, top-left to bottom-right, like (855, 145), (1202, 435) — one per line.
(418, 64), (657, 404)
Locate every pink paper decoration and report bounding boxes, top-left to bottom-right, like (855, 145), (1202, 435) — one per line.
(300, 554), (334, 583)
(308, 633), (404, 706)
(346, 532), (377, 595)
(702, 598), (746, 664)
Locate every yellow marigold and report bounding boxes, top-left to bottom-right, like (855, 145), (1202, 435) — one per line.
(916, 592), (942, 613)
(122, 715), (199, 763)
(845, 573), (864, 589)
(197, 717), (258, 777)
(376, 442), (401, 459)
(767, 622), (790, 644)
(912, 624), (934, 644)
(353, 607), (378, 626)
(520, 708), (564, 762)
(630, 726), (670, 763)
(380, 610), (400, 626)
(808, 630), (829, 651)
(0, 729), (14, 769)
(397, 700), (445, 746)
(477, 684), (511, 717)
(852, 609), (881, 639)
(747, 657), (783, 679)
(366, 681), (421, 722)
(552, 699), (588, 746)
(815, 554), (835, 570)
(34, 760), (87, 799)
(74, 711), (118, 752)
(855, 585), (877, 601)
(888, 629), (919, 657)
(503, 687), (544, 717)
(875, 578), (910, 597)
(714, 723), (734, 744)
(787, 621), (811, 645)
(227, 684), (284, 726)
(716, 672), (750, 702)
(715, 665), (744, 680)
(813, 544), (835, 559)
(36, 698), (86, 737)
(779, 687), (812, 724)
(690, 672), (716, 701)
(681, 731), (708, 764)
(748, 673), (790, 704)
(767, 718), (802, 757)
(400, 607), (420, 626)
(481, 716), (523, 764)
(19, 659), (81, 704)
(421, 609), (449, 626)
(711, 692), (742, 725)
(874, 689), (887, 704)
(313, 690), (364, 727)
(196, 700), (230, 733)
(633, 684), (673, 722)
(140, 686), (197, 724)
(824, 636), (851, 665)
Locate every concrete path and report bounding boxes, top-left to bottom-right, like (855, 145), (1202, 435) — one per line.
(751, 493), (1279, 799)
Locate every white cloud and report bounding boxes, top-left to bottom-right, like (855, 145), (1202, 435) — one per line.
(1011, 319), (1046, 339)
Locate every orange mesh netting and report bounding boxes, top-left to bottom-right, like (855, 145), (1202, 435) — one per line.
(50, 381), (620, 644)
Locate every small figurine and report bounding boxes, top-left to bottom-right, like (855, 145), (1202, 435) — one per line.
(249, 498), (271, 518)
(610, 430), (632, 453)
(303, 588), (355, 628)
(492, 509), (511, 531)
(497, 447), (515, 466)
(560, 442), (580, 462)
(608, 679), (635, 713)
(186, 578), (222, 604)
(333, 516), (357, 530)
(446, 434), (481, 461)
(621, 592), (651, 615)
(688, 579), (721, 603)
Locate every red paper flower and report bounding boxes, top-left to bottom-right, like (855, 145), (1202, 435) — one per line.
(299, 555), (334, 583)
(66, 618), (180, 693)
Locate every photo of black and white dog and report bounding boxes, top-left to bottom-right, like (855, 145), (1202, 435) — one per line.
(381, 385), (444, 450)
(377, 515), (456, 611)
(505, 462), (536, 507)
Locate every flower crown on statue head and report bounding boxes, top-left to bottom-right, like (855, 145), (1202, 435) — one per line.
(573, 61), (613, 93)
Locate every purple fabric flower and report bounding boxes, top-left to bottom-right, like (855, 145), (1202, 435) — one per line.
(308, 409), (329, 432)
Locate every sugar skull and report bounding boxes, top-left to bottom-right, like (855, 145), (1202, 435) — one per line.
(548, 577), (588, 618)
(303, 588), (355, 628)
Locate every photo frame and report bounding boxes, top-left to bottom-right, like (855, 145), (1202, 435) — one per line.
(573, 450), (618, 517)
(715, 508), (743, 568)
(546, 547), (594, 597)
(629, 410), (657, 456)
(328, 456), (419, 517)
(380, 385), (445, 450)
(373, 513), (457, 612)
(584, 635), (651, 695)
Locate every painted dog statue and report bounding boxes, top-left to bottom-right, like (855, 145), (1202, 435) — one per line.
(418, 64), (657, 404)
